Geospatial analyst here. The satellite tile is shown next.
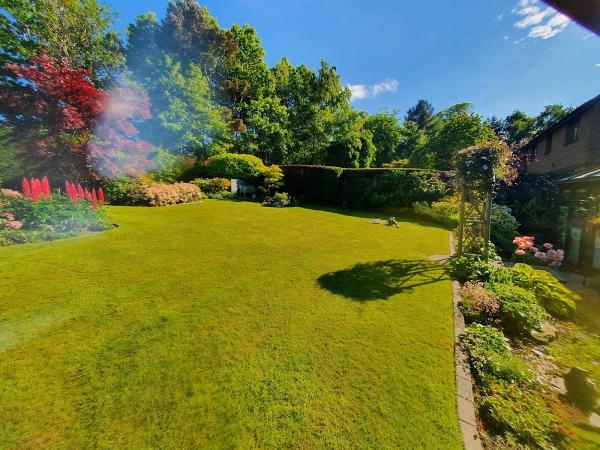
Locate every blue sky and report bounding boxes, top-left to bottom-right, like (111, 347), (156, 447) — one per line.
(105, 0), (600, 119)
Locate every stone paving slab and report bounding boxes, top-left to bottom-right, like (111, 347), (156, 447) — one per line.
(450, 234), (483, 450)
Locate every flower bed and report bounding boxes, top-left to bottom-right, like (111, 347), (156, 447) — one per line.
(449, 252), (595, 448)
(0, 177), (111, 245)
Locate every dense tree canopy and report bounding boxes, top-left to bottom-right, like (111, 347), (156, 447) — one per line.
(0, 0), (123, 85)
(0, 0), (579, 183)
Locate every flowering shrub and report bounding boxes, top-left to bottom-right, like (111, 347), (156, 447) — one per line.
(513, 236), (564, 266)
(454, 141), (516, 191)
(129, 183), (202, 206)
(0, 176), (111, 245)
(459, 282), (500, 325)
(0, 211), (23, 230)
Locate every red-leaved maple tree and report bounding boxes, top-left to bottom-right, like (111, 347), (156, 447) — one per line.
(1, 53), (153, 179)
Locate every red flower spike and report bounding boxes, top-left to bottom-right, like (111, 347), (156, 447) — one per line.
(22, 177), (31, 198)
(98, 187), (104, 204)
(77, 184), (84, 199)
(41, 176), (50, 197)
(92, 190), (98, 210)
(31, 178), (40, 202)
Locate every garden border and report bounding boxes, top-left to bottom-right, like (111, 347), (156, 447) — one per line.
(449, 233), (482, 450)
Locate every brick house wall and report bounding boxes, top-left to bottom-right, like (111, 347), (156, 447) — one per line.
(525, 96), (600, 175)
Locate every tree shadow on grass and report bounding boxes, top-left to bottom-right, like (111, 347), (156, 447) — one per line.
(317, 259), (449, 301)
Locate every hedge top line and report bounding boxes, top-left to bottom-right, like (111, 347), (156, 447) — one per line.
(282, 164), (453, 175)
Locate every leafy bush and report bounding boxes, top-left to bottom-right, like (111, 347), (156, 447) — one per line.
(259, 165), (284, 198)
(206, 153), (265, 181)
(191, 178), (231, 194)
(178, 163), (209, 182)
(262, 192), (294, 208)
(510, 263), (577, 319)
(102, 176), (140, 205)
(459, 282), (500, 325)
(448, 256), (497, 283)
(487, 283), (547, 337)
(413, 196), (459, 228)
(129, 183), (203, 207)
(481, 380), (567, 449)
(459, 324), (531, 386)
(453, 141), (515, 189)
(490, 204), (519, 254)
(496, 173), (563, 243)
(146, 148), (196, 183)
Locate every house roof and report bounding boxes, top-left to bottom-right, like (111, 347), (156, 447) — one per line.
(523, 94), (600, 148)
(560, 167), (600, 184)
(544, 0), (600, 35)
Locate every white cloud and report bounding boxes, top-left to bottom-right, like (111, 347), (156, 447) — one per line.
(495, 13), (504, 22)
(504, 35), (509, 40)
(596, 63), (600, 67)
(512, 0), (570, 40)
(348, 79), (399, 101)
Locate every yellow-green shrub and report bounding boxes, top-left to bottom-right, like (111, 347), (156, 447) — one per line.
(129, 183), (202, 207)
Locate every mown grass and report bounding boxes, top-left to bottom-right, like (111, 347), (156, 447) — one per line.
(0, 200), (460, 448)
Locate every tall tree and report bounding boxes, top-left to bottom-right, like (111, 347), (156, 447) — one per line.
(273, 59), (352, 164)
(405, 99), (438, 133)
(0, 54), (151, 179)
(427, 113), (497, 169)
(158, 0), (235, 90)
(0, 0), (123, 85)
(534, 104), (573, 130)
(125, 12), (230, 158)
(364, 112), (403, 166)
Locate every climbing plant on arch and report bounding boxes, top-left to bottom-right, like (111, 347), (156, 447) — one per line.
(454, 142), (515, 260)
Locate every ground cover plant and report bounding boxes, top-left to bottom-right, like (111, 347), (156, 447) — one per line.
(0, 200), (461, 448)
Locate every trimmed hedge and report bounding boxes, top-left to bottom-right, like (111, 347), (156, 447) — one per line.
(282, 165), (450, 209)
(282, 165), (343, 204)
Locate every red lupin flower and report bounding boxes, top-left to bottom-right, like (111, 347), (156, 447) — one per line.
(22, 177), (31, 198)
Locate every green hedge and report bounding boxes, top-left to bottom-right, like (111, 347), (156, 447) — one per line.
(282, 165), (343, 204)
(282, 165), (450, 209)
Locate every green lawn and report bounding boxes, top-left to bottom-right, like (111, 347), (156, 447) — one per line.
(0, 200), (461, 448)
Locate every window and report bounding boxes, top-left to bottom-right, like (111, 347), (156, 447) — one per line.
(528, 143), (537, 161)
(544, 133), (553, 155)
(567, 226), (582, 266)
(565, 116), (580, 145)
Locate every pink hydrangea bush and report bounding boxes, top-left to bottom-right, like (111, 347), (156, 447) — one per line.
(513, 236), (564, 266)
